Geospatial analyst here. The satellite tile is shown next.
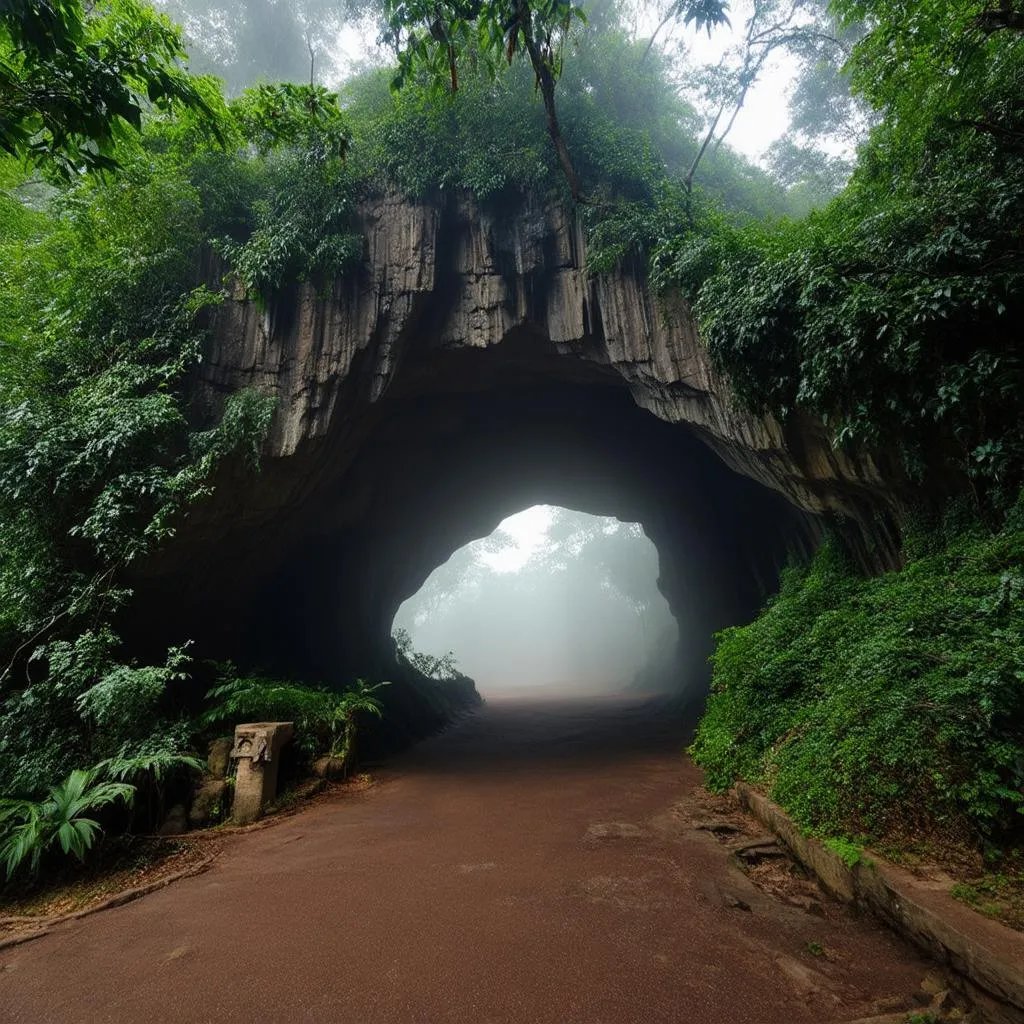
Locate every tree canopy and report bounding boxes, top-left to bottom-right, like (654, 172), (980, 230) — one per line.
(0, 0), (220, 174)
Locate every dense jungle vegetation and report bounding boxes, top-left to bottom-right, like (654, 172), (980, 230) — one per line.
(1, 0), (1022, 883)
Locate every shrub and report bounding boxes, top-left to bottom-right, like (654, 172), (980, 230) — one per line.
(691, 504), (1024, 857)
(201, 669), (387, 767)
(0, 768), (135, 879)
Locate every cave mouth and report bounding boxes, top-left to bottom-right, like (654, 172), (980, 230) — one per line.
(130, 329), (825, 748)
(392, 505), (681, 699)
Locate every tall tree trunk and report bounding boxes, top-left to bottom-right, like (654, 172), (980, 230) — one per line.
(642, 5), (677, 62)
(517, 2), (582, 202)
(683, 102), (724, 218)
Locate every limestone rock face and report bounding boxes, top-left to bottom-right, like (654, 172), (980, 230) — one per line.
(198, 191), (897, 523)
(128, 190), (901, 721)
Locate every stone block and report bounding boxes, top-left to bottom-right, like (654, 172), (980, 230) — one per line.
(189, 778), (228, 827)
(207, 737), (234, 779)
(312, 755), (347, 780)
(735, 783), (1024, 1024)
(230, 722), (294, 825)
(158, 803), (188, 836)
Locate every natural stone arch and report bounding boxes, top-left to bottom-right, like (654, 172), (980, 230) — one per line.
(126, 191), (902, 740)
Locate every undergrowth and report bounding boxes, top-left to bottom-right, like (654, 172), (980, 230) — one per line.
(691, 497), (1024, 865)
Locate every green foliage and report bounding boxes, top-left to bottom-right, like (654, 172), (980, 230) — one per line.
(381, 0), (590, 199)
(691, 506), (1024, 855)
(824, 837), (865, 869)
(0, 138), (276, 804)
(232, 83), (352, 158)
(75, 645), (191, 732)
(0, 768), (134, 879)
(655, 0), (1024, 491)
(0, 632), (201, 799)
(343, 64), (553, 198)
(96, 743), (205, 786)
(211, 84), (362, 294)
(392, 627), (461, 680)
(214, 154), (363, 295)
(202, 669), (388, 762)
(0, 0), (221, 175)
(0, 147), (277, 670)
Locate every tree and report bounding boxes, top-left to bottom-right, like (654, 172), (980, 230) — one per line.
(765, 137), (852, 208)
(674, 0), (855, 205)
(657, 0), (1024, 494)
(382, 0), (729, 200)
(1, 0), (219, 175)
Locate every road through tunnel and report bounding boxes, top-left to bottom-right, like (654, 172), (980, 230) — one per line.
(128, 332), (824, 749)
(123, 192), (898, 751)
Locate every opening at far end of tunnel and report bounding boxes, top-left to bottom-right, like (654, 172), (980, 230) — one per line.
(391, 505), (680, 702)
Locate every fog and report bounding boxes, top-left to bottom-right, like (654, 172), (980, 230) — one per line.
(392, 506), (679, 696)
(159, 0), (864, 174)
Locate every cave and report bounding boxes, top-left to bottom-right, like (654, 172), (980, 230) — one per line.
(125, 192), (900, 745)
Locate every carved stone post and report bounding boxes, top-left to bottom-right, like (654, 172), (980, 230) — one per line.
(229, 722), (294, 825)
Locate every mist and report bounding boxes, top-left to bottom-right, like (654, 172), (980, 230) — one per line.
(157, 0), (864, 196)
(392, 506), (679, 696)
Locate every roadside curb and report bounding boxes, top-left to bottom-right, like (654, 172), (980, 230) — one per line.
(735, 784), (1024, 1024)
(0, 853), (217, 953)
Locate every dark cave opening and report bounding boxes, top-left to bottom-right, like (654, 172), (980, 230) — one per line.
(126, 330), (823, 749)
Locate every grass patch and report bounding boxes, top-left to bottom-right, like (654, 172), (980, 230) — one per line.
(951, 869), (1024, 932)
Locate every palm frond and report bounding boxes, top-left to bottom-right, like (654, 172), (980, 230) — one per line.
(0, 769), (134, 879)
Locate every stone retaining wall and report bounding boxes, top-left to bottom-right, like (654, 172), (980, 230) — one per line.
(735, 784), (1024, 1024)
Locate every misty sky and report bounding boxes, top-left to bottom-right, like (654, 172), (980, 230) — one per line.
(479, 505), (555, 571)
(394, 506), (679, 695)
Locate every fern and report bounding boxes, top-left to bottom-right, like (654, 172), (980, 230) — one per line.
(201, 670), (387, 764)
(97, 749), (204, 783)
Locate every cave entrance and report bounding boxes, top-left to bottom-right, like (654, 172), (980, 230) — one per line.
(392, 505), (679, 699)
(131, 331), (828, 751)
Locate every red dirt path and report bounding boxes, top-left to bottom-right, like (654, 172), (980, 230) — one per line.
(1, 694), (934, 1023)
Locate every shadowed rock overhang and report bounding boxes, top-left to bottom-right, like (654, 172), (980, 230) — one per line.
(127, 191), (902, 704)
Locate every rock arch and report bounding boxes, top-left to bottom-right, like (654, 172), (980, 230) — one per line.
(129, 192), (900, 731)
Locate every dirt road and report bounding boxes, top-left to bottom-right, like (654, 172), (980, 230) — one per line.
(1, 694), (935, 1023)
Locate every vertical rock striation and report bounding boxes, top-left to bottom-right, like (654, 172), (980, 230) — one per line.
(127, 189), (903, 731)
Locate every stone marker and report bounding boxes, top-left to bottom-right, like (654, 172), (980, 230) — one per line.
(229, 722), (294, 824)
(189, 778), (228, 827)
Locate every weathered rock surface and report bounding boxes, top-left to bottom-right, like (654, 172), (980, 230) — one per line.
(312, 756), (347, 780)
(206, 738), (234, 780)
(737, 784), (1024, 1024)
(188, 779), (227, 827)
(198, 191), (898, 523)
(157, 804), (189, 837)
(127, 190), (902, 730)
